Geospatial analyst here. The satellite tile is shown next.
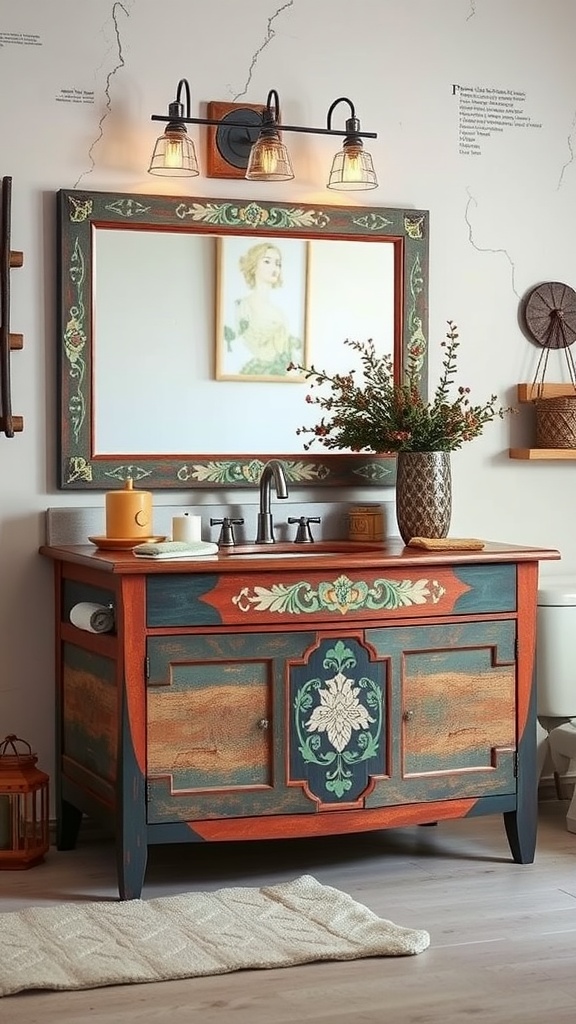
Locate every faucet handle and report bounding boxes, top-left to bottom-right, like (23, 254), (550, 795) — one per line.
(210, 517), (244, 547)
(288, 516), (321, 543)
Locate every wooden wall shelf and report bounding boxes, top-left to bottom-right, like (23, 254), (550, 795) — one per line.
(516, 383), (576, 403)
(510, 383), (576, 459)
(509, 448), (576, 460)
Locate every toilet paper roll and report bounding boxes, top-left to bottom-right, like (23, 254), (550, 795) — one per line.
(172, 514), (202, 543)
(70, 602), (115, 634)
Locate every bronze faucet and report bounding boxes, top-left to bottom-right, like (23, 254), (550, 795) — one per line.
(255, 460), (288, 543)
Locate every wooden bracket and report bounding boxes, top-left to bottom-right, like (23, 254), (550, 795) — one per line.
(0, 175), (24, 437)
(516, 382), (576, 402)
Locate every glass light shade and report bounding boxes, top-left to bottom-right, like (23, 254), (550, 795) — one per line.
(327, 144), (378, 191)
(245, 134), (294, 181)
(148, 130), (199, 177)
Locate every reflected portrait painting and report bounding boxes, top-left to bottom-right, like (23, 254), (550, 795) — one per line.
(216, 236), (309, 381)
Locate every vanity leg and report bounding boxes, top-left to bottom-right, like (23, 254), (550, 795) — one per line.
(503, 805), (537, 864)
(116, 836), (148, 901)
(504, 696), (538, 864)
(56, 799), (83, 850)
(116, 697), (148, 900)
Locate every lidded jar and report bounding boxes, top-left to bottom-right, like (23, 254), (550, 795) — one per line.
(105, 478), (153, 539)
(348, 504), (385, 543)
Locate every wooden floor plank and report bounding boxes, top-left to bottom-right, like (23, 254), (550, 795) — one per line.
(0, 801), (575, 1022)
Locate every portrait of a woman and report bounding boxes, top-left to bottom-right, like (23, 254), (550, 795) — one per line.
(216, 237), (308, 381)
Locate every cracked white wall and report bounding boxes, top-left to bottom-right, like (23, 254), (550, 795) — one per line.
(0, 0), (575, 781)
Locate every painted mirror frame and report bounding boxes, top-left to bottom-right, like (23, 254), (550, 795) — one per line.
(57, 189), (429, 490)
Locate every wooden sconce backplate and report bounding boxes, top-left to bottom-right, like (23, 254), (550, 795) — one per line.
(205, 100), (265, 178)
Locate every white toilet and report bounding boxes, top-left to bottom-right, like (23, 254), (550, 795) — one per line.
(536, 580), (576, 833)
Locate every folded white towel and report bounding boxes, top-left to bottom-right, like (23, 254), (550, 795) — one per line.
(132, 540), (218, 559)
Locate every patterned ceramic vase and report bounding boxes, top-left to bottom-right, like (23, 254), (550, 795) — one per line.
(395, 451), (452, 544)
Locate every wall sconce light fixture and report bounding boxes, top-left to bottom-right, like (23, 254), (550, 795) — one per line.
(325, 97), (378, 191)
(148, 82), (378, 191)
(148, 79), (199, 178)
(244, 89), (294, 182)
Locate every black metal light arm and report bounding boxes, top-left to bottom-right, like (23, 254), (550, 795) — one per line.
(327, 97), (366, 147)
(151, 82), (377, 139)
(326, 96), (357, 129)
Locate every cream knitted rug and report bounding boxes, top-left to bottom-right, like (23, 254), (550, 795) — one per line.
(0, 874), (430, 998)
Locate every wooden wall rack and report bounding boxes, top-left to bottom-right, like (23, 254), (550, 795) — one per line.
(509, 383), (576, 460)
(0, 175), (24, 437)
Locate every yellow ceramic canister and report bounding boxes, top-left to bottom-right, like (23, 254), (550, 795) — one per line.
(105, 479), (153, 539)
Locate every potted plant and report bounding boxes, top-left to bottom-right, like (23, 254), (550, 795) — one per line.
(288, 321), (513, 542)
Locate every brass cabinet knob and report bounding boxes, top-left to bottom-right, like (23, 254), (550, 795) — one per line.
(257, 718), (269, 730)
(403, 710), (414, 721)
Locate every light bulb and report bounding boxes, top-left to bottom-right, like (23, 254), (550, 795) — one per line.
(341, 146), (363, 183)
(163, 136), (185, 170)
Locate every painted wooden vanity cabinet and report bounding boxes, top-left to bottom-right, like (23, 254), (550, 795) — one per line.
(40, 539), (558, 899)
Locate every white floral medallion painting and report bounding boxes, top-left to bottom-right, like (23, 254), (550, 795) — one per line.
(291, 638), (384, 802)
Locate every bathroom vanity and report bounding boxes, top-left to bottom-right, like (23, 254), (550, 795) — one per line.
(40, 538), (559, 899)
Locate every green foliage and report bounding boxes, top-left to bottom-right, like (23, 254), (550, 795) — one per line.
(289, 321), (514, 453)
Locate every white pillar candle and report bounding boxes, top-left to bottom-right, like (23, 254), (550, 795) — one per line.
(172, 514), (202, 543)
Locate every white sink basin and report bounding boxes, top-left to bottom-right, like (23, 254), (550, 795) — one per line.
(227, 551), (335, 558)
(221, 542), (384, 560)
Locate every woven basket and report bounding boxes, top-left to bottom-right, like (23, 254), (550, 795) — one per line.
(535, 394), (576, 448)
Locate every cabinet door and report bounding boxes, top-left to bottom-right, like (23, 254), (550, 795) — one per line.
(366, 620), (517, 807)
(146, 631), (315, 823)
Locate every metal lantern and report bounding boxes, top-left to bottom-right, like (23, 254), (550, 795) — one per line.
(0, 734), (49, 869)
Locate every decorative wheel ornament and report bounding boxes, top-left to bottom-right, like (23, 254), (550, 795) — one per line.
(524, 281), (576, 349)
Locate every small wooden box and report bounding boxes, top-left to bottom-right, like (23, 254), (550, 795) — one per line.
(348, 505), (385, 543)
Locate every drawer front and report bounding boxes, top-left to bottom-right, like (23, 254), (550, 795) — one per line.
(146, 563), (517, 628)
(147, 574), (222, 627)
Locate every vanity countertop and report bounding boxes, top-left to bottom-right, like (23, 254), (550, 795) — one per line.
(40, 538), (561, 575)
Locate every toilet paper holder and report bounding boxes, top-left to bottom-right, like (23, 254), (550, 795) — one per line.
(69, 601), (115, 634)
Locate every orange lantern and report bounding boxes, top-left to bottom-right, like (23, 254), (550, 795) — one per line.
(0, 734), (49, 869)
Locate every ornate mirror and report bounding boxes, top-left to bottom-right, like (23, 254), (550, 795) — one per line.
(57, 189), (429, 490)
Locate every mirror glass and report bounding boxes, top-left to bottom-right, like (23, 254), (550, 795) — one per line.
(58, 190), (429, 490)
